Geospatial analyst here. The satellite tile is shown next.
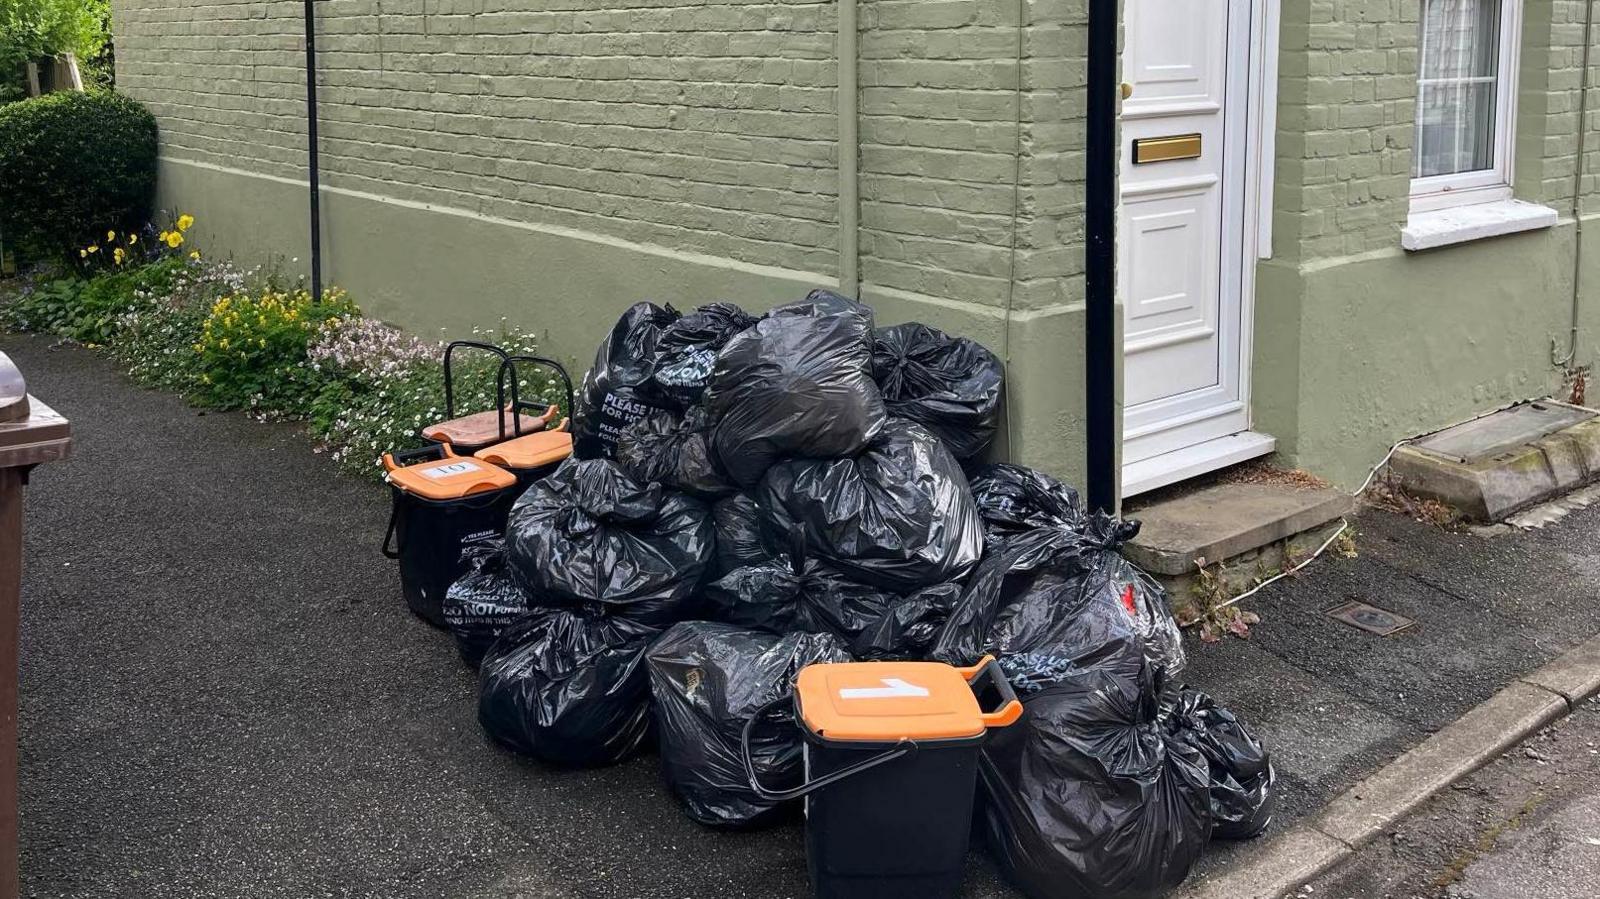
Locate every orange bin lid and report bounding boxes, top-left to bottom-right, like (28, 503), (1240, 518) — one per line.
(475, 427), (574, 471)
(384, 451), (516, 501)
(796, 659), (1021, 743)
(422, 408), (553, 449)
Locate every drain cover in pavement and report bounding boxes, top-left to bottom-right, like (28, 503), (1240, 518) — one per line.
(1326, 600), (1415, 636)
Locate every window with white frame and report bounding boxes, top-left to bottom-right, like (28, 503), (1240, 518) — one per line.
(1411, 0), (1522, 211)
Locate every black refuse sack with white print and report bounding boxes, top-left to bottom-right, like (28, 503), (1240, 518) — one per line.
(477, 606), (658, 767)
(574, 301), (681, 459)
(980, 665), (1213, 899)
(708, 297), (886, 488)
(505, 458), (714, 627)
(442, 539), (533, 669)
(931, 512), (1186, 695)
(871, 322), (1004, 461)
(1164, 686), (1277, 840)
(647, 622), (850, 828)
(647, 302), (757, 408)
(968, 463), (1085, 550)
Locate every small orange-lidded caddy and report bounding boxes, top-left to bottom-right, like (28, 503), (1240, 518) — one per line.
(474, 419), (574, 491)
(381, 444), (519, 628)
(742, 657), (1022, 899)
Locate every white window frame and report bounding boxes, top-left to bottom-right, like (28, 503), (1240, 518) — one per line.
(1409, 0), (1523, 214)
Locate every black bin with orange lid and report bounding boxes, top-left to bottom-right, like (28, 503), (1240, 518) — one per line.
(742, 657), (1022, 899)
(381, 444), (518, 627)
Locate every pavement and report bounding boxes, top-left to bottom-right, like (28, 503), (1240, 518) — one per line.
(1305, 695), (1600, 899)
(9, 331), (1600, 897)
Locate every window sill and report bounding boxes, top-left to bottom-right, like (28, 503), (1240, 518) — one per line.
(1401, 199), (1559, 251)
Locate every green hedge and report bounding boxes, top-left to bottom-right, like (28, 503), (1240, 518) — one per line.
(0, 90), (157, 260)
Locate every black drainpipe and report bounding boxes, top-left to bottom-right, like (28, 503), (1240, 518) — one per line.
(303, 0), (324, 301)
(1083, 0), (1117, 513)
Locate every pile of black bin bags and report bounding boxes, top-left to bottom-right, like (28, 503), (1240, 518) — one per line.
(438, 292), (1276, 897)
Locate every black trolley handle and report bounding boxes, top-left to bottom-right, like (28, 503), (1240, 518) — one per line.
(495, 354), (577, 439)
(441, 340), (511, 423)
(738, 694), (916, 803)
(380, 444), (446, 559)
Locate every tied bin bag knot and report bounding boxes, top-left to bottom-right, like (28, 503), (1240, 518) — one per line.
(740, 658), (1023, 899)
(870, 323), (1004, 461)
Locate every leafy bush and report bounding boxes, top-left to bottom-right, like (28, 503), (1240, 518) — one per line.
(191, 286), (358, 412)
(2, 242), (569, 480)
(0, 90), (157, 259)
(0, 0), (110, 104)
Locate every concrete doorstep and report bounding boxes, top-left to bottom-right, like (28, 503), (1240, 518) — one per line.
(1176, 631), (1600, 899)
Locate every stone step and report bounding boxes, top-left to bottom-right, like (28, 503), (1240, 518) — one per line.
(1125, 481), (1353, 577)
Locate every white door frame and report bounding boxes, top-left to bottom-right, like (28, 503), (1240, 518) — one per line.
(1119, 0), (1281, 498)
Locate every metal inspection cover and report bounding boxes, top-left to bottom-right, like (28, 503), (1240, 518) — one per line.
(1326, 600), (1416, 637)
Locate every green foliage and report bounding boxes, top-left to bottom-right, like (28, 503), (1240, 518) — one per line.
(2, 251), (567, 481)
(0, 0), (109, 104)
(190, 286), (359, 412)
(0, 90), (157, 260)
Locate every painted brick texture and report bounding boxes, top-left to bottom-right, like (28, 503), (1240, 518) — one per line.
(111, 0), (1089, 314)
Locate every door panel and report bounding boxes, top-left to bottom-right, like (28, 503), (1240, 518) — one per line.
(1120, 0), (1250, 471)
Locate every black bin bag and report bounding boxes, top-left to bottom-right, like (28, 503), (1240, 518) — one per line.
(647, 302), (757, 408)
(707, 299), (886, 488)
(505, 458), (714, 627)
(442, 539), (533, 669)
(871, 323), (1004, 460)
(711, 493), (777, 578)
(615, 405), (735, 500)
(931, 513), (1186, 692)
(574, 302), (681, 459)
(707, 551), (959, 661)
(477, 607), (658, 767)
(969, 463), (1085, 548)
(647, 622), (850, 828)
(979, 666), (1213, 899)
(757, 418), (984, 593)
(1165, 686), (1276, 840)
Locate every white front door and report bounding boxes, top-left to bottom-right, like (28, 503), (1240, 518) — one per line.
(1119, 0), (1271, 495)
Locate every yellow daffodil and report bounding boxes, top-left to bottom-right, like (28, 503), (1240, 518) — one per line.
(176, 214), (194, 232)
(106, 230), (115, 241)
(113, 248), (126, 265)
(79, 249), (87, 258)
(87, 245), (99, 254)
(189, 250), (201, 260)
(164, 231), (184, 249)
(128, 234), (137, 245)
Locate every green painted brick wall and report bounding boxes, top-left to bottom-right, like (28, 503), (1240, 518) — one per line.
(109, 0), (1097, 484)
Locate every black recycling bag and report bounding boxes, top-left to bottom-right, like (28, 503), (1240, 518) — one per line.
(505, 458), (714, 627)
(647, 622), (851, 828)
(442, 539), (533, 669)
(758, 418), (983, 593)
(871, 323), (1003, 460)
(707, 552), (958, 661)
(770, 288), (876, 338)
(931, 513), (1186, 692)
(1165, 687), (1276, 840)
(979, 667), (1213, 899)
(647, 302), (757, 408)
(477, 607), (658, 767)
(708, 301), (886, 487)
(575, 302), (681, 459)
(615, 405), (735, 500)
(711, 493), (778, 577)
(969, 463), (1085, 548)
